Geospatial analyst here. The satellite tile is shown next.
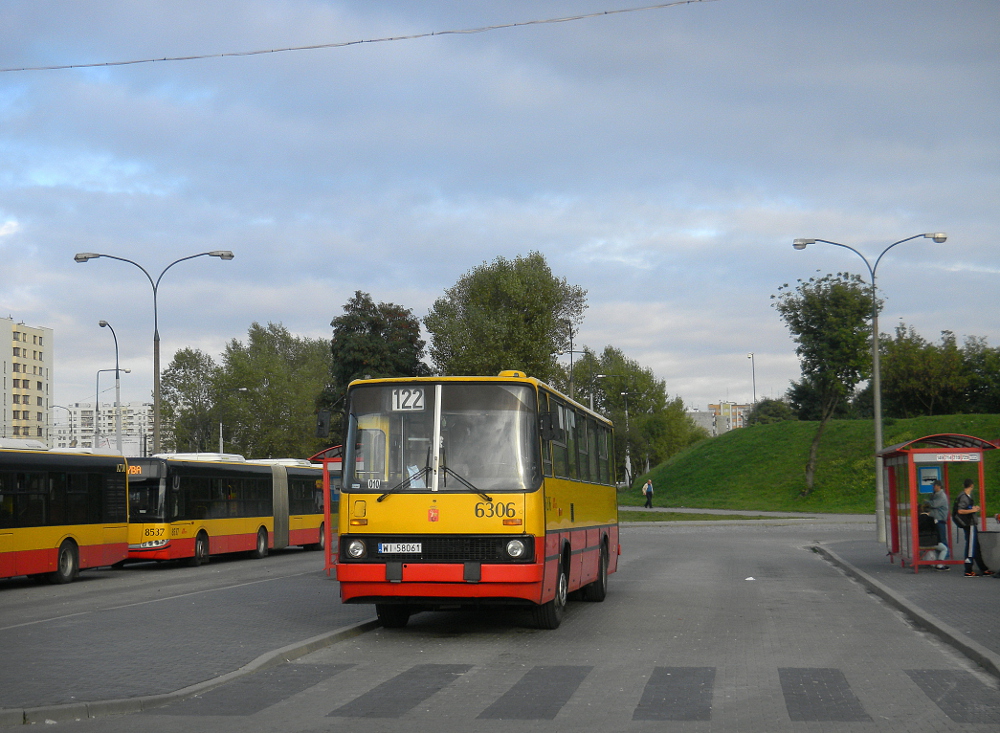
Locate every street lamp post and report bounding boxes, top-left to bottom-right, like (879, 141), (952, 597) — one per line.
(792, 232), (947, 543)
(95, 368), (117, 450)
(747, 353), (756, 405)
(99, 320), (124, 453)
(75, 251), (234, 453)
(219, 387), (249, 453)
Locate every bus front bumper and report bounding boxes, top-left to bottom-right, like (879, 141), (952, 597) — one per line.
(335, 561), (544, 603)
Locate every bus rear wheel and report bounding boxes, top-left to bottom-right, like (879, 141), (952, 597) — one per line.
(306, 522), (325, 551)
(251, 528), (269, 559)
(48, 540), (79, 584)
(533, 555), (568, 629)
(582, 543), (609, 602)
(376, 604), (412, 629)
(188, 532), (210, 567)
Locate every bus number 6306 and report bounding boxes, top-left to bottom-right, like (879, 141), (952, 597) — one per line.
(475, 502), (516, 518)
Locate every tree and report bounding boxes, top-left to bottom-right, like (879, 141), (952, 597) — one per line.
(329, 291), (428, 391)
(746, 398), (796, 425)
(880, 324), (967, 417)
(424, 252), (587, 381)
(161, 348), (219, 452)
(217, 323), (331, 459)
(772, 273), (876, 494)
(576, 346), (705, 484)
(962, 336), (1000, 414)
(323, 291), (429, 438)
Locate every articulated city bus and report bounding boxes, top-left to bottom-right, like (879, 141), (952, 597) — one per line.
(332, 371), (619, 629)
(0, 441), (129, 583)
(126, 454), (327, 565)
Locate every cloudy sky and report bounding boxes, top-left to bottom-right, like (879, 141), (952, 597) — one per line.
(2, 0), (998, 415)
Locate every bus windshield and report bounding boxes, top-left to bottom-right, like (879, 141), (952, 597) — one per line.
(344, 382), (541, 493)
(129, 476), (165, 522)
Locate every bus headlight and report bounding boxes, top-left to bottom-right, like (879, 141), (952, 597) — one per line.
(506, 539), (526, 558)
(346, 539), (367, 559)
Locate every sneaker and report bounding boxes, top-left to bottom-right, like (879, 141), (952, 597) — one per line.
(983, 570), (994, 576)
(935, 565), (950, 571)
(965, 571), (978, 577)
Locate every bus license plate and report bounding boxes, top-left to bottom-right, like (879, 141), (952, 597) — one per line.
(378, 542), (422, 554)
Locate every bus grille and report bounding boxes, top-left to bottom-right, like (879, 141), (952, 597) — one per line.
(341, 535), (534, 563)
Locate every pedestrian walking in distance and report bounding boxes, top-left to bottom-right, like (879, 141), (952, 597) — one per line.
(642, 479), (654, 509)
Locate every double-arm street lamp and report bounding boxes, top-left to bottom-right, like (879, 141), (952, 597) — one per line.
(75, 251), (234, 453)
(792, 232), (947, 542)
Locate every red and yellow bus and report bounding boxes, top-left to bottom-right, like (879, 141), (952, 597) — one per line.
(330, 371), (619, 629)
(126, 454), (327, 565)
(0, 442), (129, 583)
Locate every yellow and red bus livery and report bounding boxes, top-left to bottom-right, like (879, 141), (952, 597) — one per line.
(0, 442), (129, 583)
(127, 454), (327, 565)
(331, 372), (619, 629)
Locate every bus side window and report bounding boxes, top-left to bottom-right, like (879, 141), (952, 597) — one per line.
(552, 404), (570, 478)
(564, 406), (578, 480)
(588, 419), (600, 482)
(577, 416), (590, 483)
(597, 426), (612, 485)
(539, 393), (553, 477)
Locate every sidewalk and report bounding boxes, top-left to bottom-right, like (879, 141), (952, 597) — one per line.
(816, 537), (1000, 680)
(626, 506), (1000, 680)
(618, 505), (874, 522)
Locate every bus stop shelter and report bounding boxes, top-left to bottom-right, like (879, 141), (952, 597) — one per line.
(881, 433), (996, 573)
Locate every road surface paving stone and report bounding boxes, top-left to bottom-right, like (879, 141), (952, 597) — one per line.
(5, 517), (1000, 731)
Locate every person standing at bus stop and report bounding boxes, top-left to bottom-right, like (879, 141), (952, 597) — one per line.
(642, 479), (653, 509)
(954, 479), (993, 577)
(927, 480), (950, 551)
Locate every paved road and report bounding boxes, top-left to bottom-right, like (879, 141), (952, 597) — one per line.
(0, 548), (373, 715)
(26, 519), (1000, 733)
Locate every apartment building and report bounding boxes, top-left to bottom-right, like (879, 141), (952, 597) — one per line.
(51, 401), (155, 456)
(1, 317), (53, 444)
(708, 401), (751, 433)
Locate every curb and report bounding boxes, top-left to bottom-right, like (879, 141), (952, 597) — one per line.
(813, 544), (1000, 681)
(3, 618), (381, 727)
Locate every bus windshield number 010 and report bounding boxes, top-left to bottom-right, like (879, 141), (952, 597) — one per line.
(475, 502), (517, 518)
(391, 388), (424, 412)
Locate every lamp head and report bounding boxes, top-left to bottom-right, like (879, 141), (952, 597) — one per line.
(74, 253), (101, 262)
(924, 232), (947, 243)
(792, 239), (814, 250)
(123, 369), (131, 374)
(209, 250), (235, 260)
(99, 320), (108, 328)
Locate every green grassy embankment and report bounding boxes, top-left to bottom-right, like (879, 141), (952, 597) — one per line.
(621, 414), (1000, 514)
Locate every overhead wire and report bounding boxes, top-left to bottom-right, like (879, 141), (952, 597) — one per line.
(0, 0), (719, 74)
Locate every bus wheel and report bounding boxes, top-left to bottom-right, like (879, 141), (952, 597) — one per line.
(188, 532), (210, 567)
(533, 555), (568, 629)
(582, 542), (609, 602)
(306, 522), (324, 551)
(251, 528), (269, 559)
(376, 604), (411, 629)
(49, 540), (79, 584)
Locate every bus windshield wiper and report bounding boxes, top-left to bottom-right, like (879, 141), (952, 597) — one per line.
(441, 465), (492, 503)
(377, 447), (432, 502)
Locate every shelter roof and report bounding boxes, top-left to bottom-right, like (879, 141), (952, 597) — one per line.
(879, 433), (998, 456)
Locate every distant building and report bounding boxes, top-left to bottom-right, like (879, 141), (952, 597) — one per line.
(51, 401), (155, 456)
(686, 409), (718, 437)
(1, 317), (53, 444)
(708, 402), (751, 433)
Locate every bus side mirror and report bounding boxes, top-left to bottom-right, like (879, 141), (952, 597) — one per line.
(316, 410), (331, 438)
